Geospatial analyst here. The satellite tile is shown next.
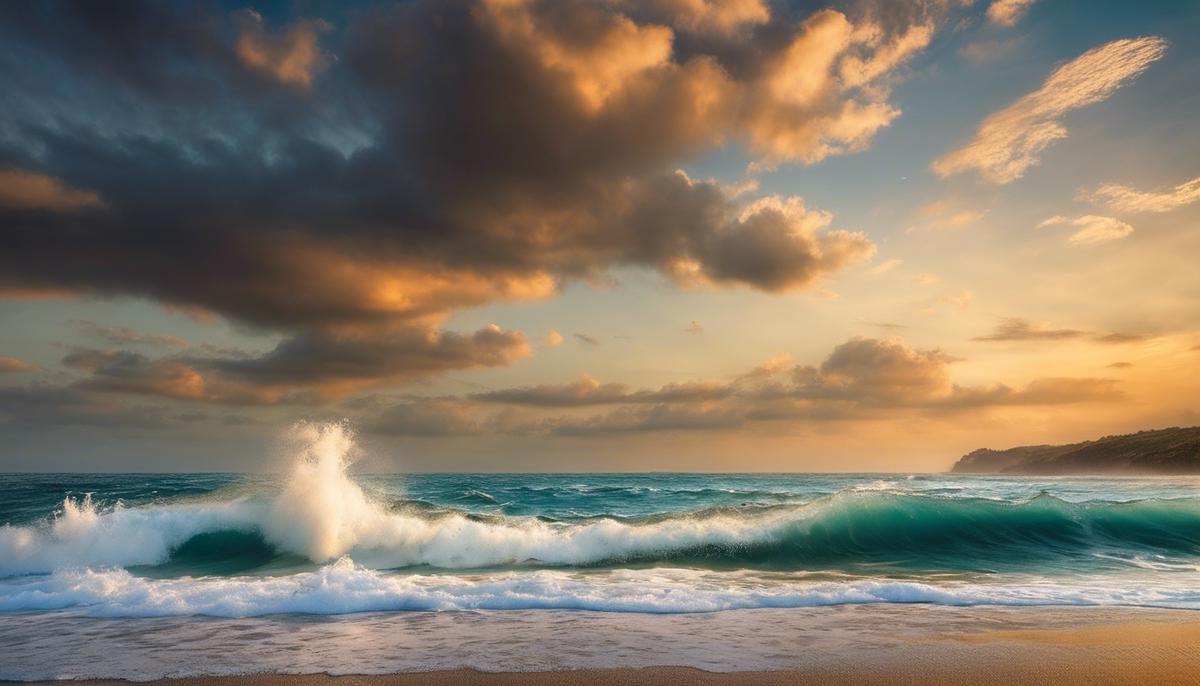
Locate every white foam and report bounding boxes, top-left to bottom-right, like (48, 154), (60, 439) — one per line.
(0, 423), (825, 575)
(2, 561), (1199, 617)
(0, 494), (264, 576)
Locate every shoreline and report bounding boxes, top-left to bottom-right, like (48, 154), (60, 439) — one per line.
(10, 606), (1200, 685)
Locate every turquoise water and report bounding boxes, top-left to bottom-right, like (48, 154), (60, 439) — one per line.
(3, 467), (1200, 616)
(3, 433), (1200, 681)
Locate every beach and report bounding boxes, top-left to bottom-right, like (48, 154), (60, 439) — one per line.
(5, 469), (1200, 681)
(8, 606), (1200, 684)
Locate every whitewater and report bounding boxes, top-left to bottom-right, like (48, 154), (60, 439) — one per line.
(3, 422), (1200, 621)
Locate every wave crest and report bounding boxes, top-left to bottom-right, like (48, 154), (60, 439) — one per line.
(3, 424), (1200, 577)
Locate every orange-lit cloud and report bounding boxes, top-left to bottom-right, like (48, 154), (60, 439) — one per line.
(1038, 214), (1134, 245)
(742, 9), (931, 167)
(638, 0), (769, 36)
(1083, 174), (1200, 213)
(932, 37), (1167, 183)
(986, 0), (1037, 27)
(57, 323), (532, 405)
(0, 169), (104, 212)
(974, 318), (1147, 343)
(0, 356), (38, 374)
(234, 10), (331, 89)
(358, 336), (1127, 438)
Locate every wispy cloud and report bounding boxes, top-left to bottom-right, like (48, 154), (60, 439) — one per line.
(0, 356), (39, 374)
(941, 289), (975, 308)
(1039, 215), (1133, 245)
(1083, 174), (1200, 213)
(986, 0), (1037, 27)
(974, 318), (1146, 343)
(75, 321), (191, 349)
(932, 37), (1167, 184)
(913, 200), (986, 232)
(869, 258), (902, 275)
(0, 169), (104, 212)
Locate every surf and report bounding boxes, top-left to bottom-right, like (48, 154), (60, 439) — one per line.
(3, 422), (1200, 578)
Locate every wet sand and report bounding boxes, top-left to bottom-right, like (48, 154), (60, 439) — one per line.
(18, 610), (1200, 685)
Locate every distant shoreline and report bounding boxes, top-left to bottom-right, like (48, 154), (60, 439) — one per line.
(951, 426), (1200, 475)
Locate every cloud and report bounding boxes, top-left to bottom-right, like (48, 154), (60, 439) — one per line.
(199, 324), (532, 402)
(985, 0), (1036, 27)
(941, 289), (974, 308)
(914, 200), (985, 231)
(0, 169), (104, 212)
(0, 0), (940, 395)
(0, 356), (38, 373)
(233, 10), (332, 90)
(740, 8), (935, 168)
(941, 377), (1120, 408)
(685, 320), (704, 334)
(0, 385), (169, 429)
(1083, 174), (1200, 214)
(1039, 214), (1133, 245)
(868, 258), (901, 275)
(550, 403), (744, 435)
(915, 272), (941, 286)
(75, 321), (191, 349)
(472, 374), (729, 407)
(64, 348), (211, 401)
(58, 324), (532, 405)
(798, 336), (954, 404)
(363, 398), (491, 437)
(543, 330), (565, 347)
(474, 374), (631, 407)
(574, 333), (600, 346)
(636, 0), (770, 37)
(932, 37), (1167, 183)
(975, 318), (1084, 341)
(974, 318), (1146, 344)
(357, 336), (1122, 437)
(960, 37), (1022, 64)
(0, 0), (981, 443)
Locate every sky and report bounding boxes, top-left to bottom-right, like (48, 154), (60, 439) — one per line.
(0, 0), (1198, 472)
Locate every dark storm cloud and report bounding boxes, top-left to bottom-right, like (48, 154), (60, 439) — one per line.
(0, 1), (945, 324)
(0, 0), (965, 406)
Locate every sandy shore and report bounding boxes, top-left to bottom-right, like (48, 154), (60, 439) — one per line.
(18, 612), (1200, 685)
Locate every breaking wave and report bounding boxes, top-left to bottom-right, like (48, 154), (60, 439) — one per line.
(3, 423), (1200, 578)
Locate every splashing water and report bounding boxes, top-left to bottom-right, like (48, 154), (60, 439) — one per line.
(265, 422), (378, 561)
(4, 423), (1200, 618)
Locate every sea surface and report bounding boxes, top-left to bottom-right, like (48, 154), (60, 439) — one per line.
(2, 425), (1200, 679)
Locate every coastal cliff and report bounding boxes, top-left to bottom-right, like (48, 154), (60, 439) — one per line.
(950, 426), (1200, 474)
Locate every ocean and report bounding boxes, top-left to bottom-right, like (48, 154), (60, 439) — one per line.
(2, 425), (1200, 679)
